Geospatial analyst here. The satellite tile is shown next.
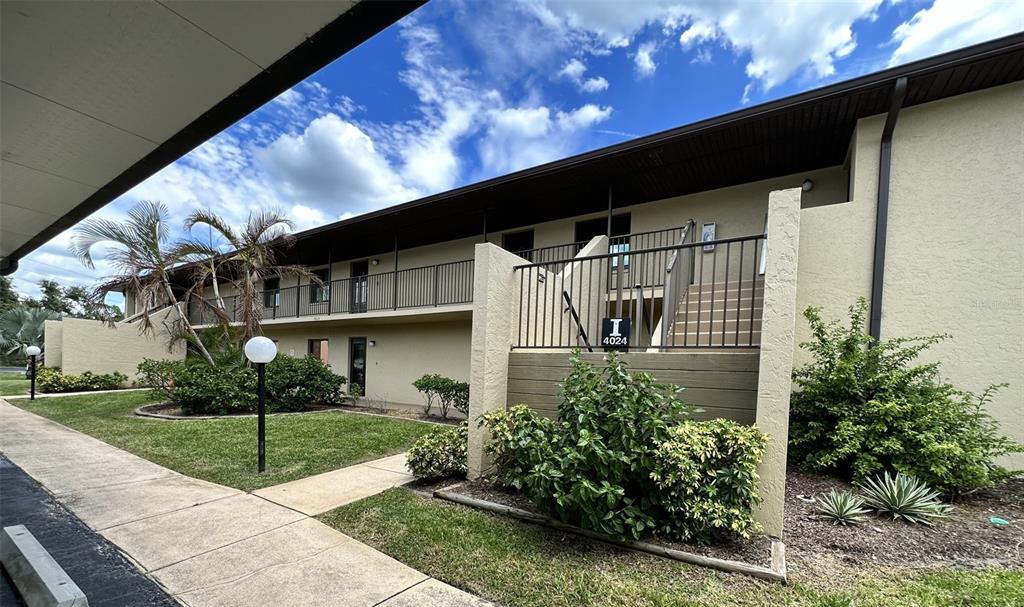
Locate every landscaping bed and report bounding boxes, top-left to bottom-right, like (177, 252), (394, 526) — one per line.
(446, 479), (774, 570)
(784, 470), (1023, 576)
(337, 401), (463, 425)
(135, 401), (347, 419)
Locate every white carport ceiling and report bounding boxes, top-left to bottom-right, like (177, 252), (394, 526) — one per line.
(1, 0), (421, 269)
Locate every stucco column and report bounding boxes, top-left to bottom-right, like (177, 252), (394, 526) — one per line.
(752, 187), (802, 538)
(467, 243), (527, 478)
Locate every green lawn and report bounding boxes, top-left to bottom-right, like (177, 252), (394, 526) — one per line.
(0, 376), (28, 396)
(321, 488), (1023, 607)
(9, 391), (435, 491)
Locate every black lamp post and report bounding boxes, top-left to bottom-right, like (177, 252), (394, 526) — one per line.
(244, 337), (277, 473)
(26, 346), (40, 400)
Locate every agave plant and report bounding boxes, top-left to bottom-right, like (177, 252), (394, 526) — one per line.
(856, 472), (952, 525)
(814, 489), (871, 525)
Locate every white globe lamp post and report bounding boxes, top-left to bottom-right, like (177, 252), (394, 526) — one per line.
(244, 336), (277, 472)
(25, 345), (41, 400)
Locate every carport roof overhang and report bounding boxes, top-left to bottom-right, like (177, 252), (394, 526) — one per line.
(0, 0), (424, 274)
(278, 33), (1024, 267)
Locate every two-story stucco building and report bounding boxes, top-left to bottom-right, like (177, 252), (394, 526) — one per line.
(49, 33), (1022, 536)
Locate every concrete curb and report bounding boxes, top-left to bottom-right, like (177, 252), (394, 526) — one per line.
(1, 525), (88, 607)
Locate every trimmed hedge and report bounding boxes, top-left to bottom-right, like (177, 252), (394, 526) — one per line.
(36, 367), (127, 393)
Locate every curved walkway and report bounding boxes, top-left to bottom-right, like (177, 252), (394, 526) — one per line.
(0, 400), (489, 607)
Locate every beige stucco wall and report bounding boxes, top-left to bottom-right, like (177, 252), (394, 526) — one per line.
(43, 320), (63, 367)
(53, 306), (186, 379)
(262, 318), (472, 407)
(752, 188), (802, 538)
(796, 81), (1024, 462)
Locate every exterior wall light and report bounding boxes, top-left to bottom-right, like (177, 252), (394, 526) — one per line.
(25, 345), (41, 400)
(244, 336), (278, 472)
(801, 179), (815, 192)
(371, 259), (379, 265)
(368, 340), (376, 347)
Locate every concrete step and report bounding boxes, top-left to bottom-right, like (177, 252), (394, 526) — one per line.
(668, 330), (761, 347)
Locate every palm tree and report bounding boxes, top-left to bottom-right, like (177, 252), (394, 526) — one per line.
(70, 201), (215, 365)
(179, 209), (320, 341)
(0, 305), (59, 357)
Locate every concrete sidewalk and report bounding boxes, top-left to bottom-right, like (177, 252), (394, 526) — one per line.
(0, 400), (490, 607)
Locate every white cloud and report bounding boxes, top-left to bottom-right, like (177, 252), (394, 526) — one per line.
(889, 0), (1024, 66)
(478, 103), (611, 175)
(635, 41), (658, 77)
(535, 0), (885, 97)
(557, 58), (610, 93)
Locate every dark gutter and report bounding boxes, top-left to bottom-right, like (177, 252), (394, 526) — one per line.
(869, 76), (908, 341)
(1, 0), (424, 275)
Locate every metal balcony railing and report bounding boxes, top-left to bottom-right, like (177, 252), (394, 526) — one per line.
(189, 259), (474, 325)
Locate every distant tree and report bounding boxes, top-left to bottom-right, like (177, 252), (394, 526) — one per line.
(0, 305), (59, 358)
(70, 201), (215, 364)
(0, 276), (17, 313)
(37, 279), (71, 315)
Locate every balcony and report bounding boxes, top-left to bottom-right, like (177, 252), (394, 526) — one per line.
(189, 259), (474, 326)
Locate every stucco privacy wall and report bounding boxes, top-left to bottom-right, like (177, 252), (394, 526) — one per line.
(752, 188), (802, 538)
(796, 81), (1024, 463)
(45, 307), (185, 378)
(467, 243), (527, 478)
(262, 319), (471, 407)
(42, 321), (62, 366)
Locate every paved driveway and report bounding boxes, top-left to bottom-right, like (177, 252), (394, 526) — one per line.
(0, 400), (490, 607)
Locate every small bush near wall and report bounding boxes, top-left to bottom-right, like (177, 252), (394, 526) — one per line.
(137, 358), (182, 401)
(413, 375), (470, 419)
(36, 367), (127, 393)
(407, 422), (468, 479)
(266, 355), (347, 412)
(480, 353), (768, 544)
(789, 298), (1023, 493)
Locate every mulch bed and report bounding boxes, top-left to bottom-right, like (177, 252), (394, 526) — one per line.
(445, 479), (773, 569)
(419, 470), (1024, 580)
(784, 470), (1024, 579)
(136, 402), (344, 419)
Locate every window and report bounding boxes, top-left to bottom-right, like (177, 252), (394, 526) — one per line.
(576, 214), (631, 265)
(310, 269), (330, 303)
(308, 338), (329, 363)
(501, 230), (534, 256)
(263, 277), (280, 307)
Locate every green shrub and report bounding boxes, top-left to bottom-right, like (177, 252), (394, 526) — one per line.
(413, 374), (442, 416)
(650, 419), (767, 543)
(482, 353), (763, 544)
(413, 374), (469, 419)
(814, 490), (870, 526)
(172, 363), (256, 415)
(136, 358), (184, 401)
(407, 422), (468, 479)
(36, 367), (127, 393)
(857, 472), (951, 525)
(789, 298), (1022, 493)
(266, 355), (347, 412)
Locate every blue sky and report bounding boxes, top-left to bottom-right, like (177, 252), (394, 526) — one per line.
(13, 0), (1024, 305)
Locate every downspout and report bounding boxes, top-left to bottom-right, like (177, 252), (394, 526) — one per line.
(869, 76), (908, 341)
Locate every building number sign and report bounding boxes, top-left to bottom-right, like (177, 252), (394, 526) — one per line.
(601, 317), (630, 350)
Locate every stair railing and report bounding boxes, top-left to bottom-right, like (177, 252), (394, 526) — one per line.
(659, 219), (696, 348)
